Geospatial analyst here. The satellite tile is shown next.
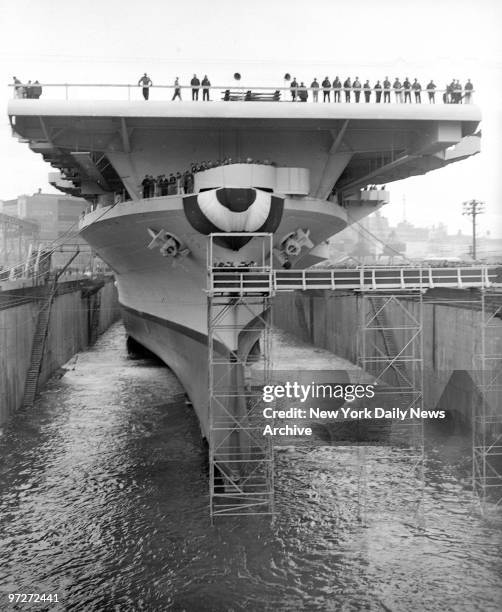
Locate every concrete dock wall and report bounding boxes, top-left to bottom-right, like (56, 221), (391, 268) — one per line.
(0, 278), (120, 425)
(273, 291), (502, 426)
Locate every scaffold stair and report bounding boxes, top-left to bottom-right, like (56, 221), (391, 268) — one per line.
(22, 276), (58, 408)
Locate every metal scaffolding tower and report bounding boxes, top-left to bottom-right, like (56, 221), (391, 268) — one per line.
(473, 289), (502, 512)
(357, 291), (425, 523)
(205, 232), (498, 520)
(207, 233), (275, 520)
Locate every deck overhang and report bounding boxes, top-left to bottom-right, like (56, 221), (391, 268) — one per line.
(8, 100), (481, 202)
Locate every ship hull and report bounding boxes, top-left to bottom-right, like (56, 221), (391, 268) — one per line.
(122, 304), (213, 437)
(79, 195), (351, 443)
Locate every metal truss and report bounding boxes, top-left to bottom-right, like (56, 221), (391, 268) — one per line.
(356, 291), (425, 524)
(472, 289), (502, 513)
(207, 233), (275, 520)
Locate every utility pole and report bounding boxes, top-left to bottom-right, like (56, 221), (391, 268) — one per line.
(462, 199), (484, 260)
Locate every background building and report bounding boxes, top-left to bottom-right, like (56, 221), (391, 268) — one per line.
(0, 191), (93, 272)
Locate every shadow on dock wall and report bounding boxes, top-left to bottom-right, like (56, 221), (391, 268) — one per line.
(273, 291), (502, 429)
(0, 279), (120, 425)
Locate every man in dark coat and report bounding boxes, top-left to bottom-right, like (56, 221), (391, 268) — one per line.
(403, 77), (411, 103)
(343, 77), (351, 102)
(191, 74), (200, 100)
(383, 76), (391, 103)
(202, 75), (211, 101)
(168, 173), (177, 195)
(32, 80), (42, 99)
(290, 77), (298, 101)
(141, 174), (150, 198)
(353, 77), (362, 102)
(363, 80), (371, 103)
(332, 76), (341, 102)
(159, 175), (168, 196)
(322, 77), (331, 102)
(298, 82), (308, 102)
(374, 80), (382, 103)
(412, 79), (422, 103)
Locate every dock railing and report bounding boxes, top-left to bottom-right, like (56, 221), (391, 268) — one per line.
(8, 82), (474, 104)
(208, 265), (500, 296)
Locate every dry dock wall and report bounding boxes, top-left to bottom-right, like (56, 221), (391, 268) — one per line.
(0, 278), (120, 425)
(273, 291), (502, 427)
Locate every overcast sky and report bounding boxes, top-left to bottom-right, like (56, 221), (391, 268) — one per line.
(0, 0), (501, 236)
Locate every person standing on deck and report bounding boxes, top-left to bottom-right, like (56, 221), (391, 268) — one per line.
(383, 76), (391, 103)
(172, 77), (182, 101)
(454, 79), (463, 103)
(322, 77), (331, 102)
(190, 74), (200, 100)
(353, 77), (362, 102)
(32, 80), (42, 99)
(149, 175), (156, 198)
(311, 78), (319, 102)
(141, 174), (150, 199)
(290, 77), (298, 101)
(12, 76), (23, 98)
(202, 75), (211, 101)
(138, 73), (153, 100)
(403, 77), (411, 103)
(464, 79), (473, 104)
(343, 77), (352, 102)
(363, 80), (371, 103)
(168, 173), (177, 194)
(426, 80), (436, 103)
(332, 76), (341, 102)
(374, 80), (382, 103)
(393, 77), (403, 103)
(412, 79), (422, 103)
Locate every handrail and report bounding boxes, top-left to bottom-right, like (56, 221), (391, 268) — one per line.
(7, 82), (475, 93)
(208, 265), (500, 295)
(8, 82), (475, 103)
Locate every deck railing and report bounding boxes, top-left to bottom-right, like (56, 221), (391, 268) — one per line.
(208, 265), (498, 295)
(8, 83), (474, 104)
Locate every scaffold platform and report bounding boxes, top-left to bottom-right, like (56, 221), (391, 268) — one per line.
(206, 233), (502, 520)
(209, 265), (500, 295)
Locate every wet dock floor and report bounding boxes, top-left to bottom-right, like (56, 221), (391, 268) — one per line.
(0, 322), (501, 611)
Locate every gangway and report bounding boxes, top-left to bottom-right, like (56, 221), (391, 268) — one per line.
(207, 233), (501, 520)
(209, 265), (500, 295)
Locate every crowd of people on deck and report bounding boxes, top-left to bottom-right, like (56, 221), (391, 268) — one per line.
(12, 73), (474, 104)
(137, 73), (213, 101)
(12, 76), (43, 99)
(289, 77), (474, 104)
(139, 158), (275, 199)
(140, 172), (194, 198)
(135, 73), (474, 104)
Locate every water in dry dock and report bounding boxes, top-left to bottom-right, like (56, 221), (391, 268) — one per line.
(0, 322), (501, 611)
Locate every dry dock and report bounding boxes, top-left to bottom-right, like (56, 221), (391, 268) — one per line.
(0, 276), (120, 424)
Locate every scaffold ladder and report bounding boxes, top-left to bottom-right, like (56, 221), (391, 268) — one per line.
(207, 233), (275, 520)
(357, 290), (425, 523)
(22, 274), (58, 408)
(472, 289), (502, 512)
